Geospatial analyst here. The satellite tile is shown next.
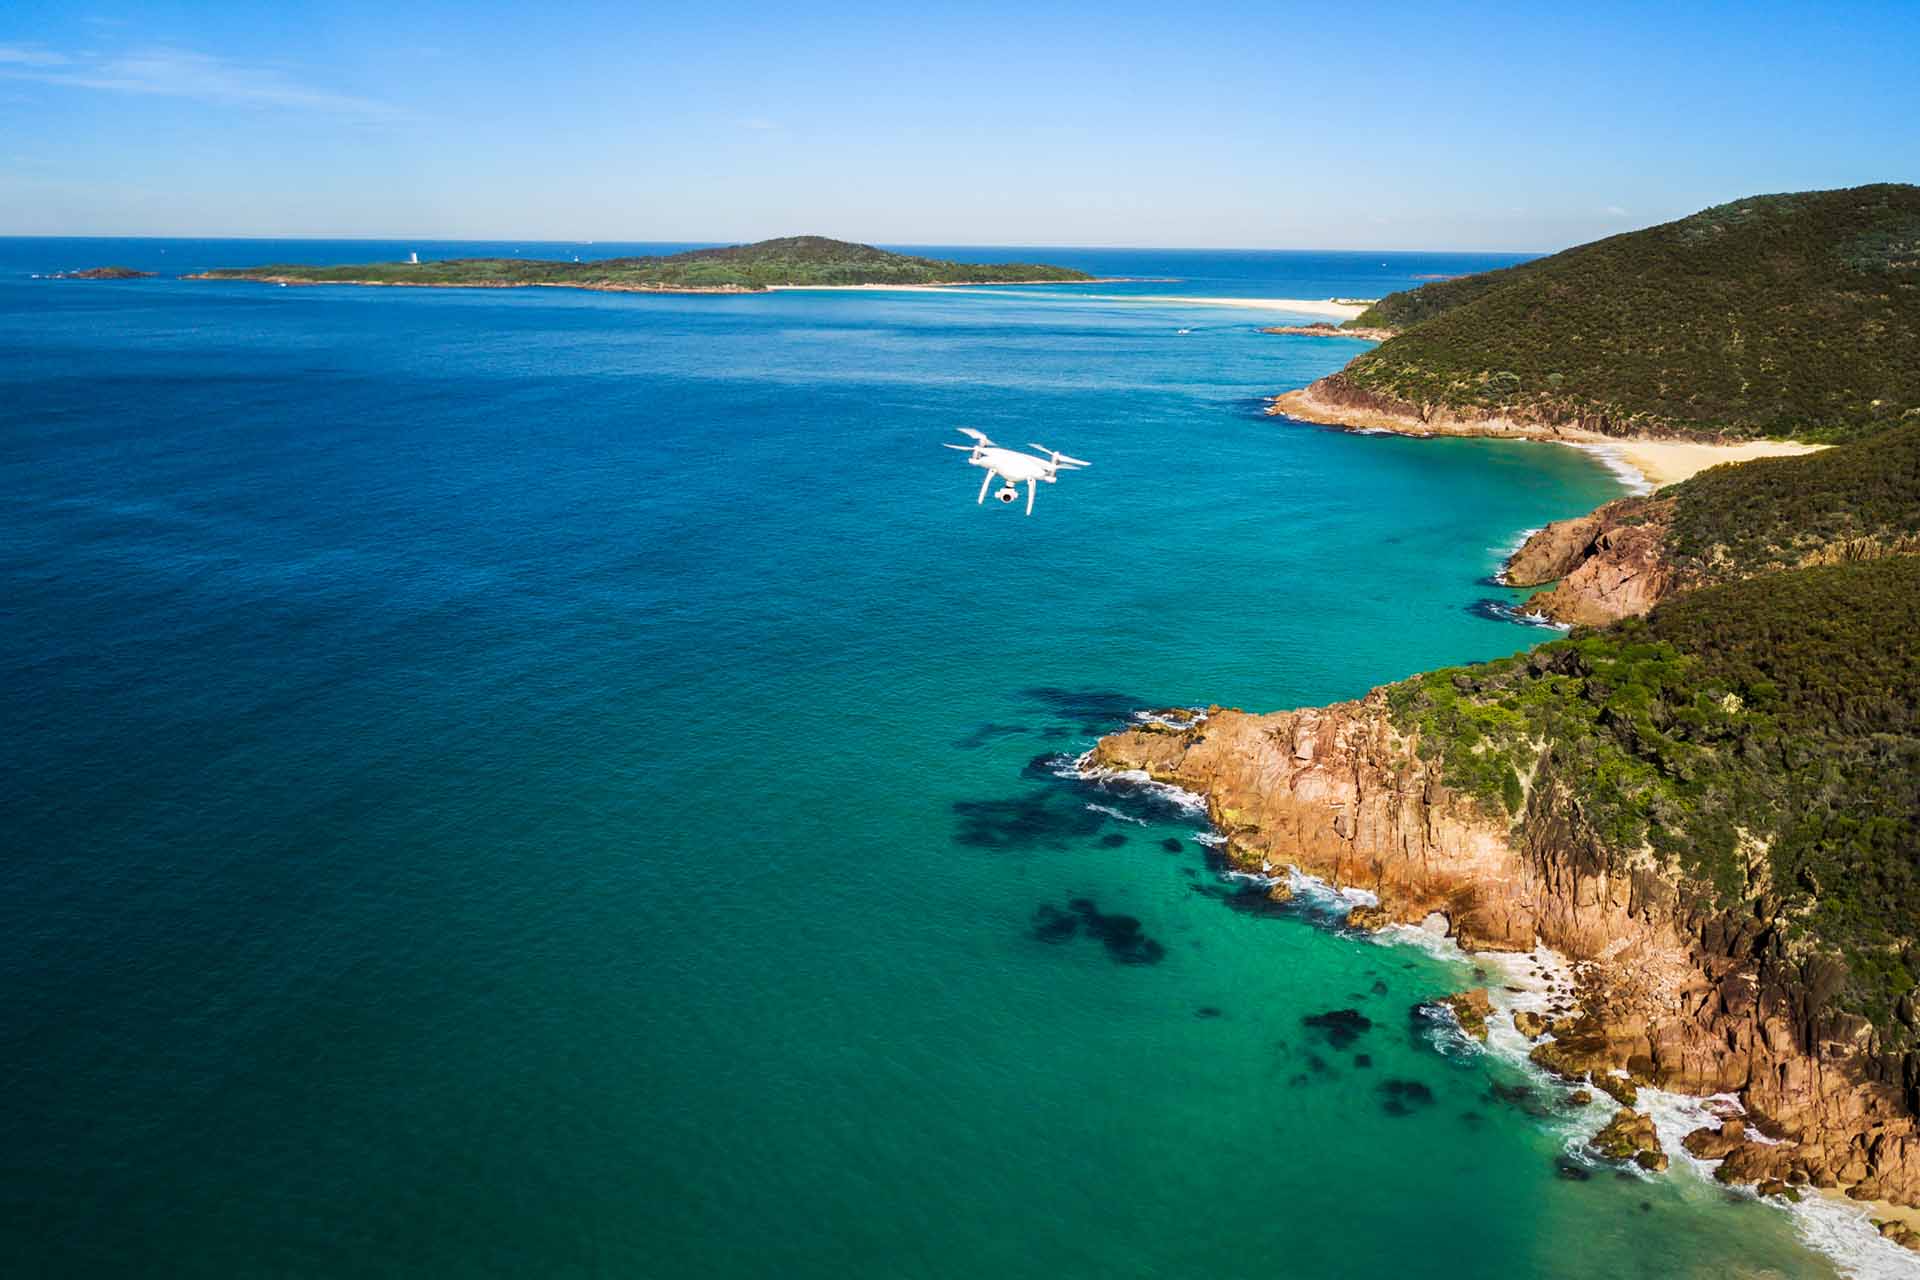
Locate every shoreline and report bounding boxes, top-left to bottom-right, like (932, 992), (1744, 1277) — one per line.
(182, 274), (1109, 296)
(1087, 710), (1920, 1274)
(1269, 382), (1826, 489)
(1126, 295), (1367, 318)
(761, 279), (1125, 292)
(1260, 322), (1395, 340)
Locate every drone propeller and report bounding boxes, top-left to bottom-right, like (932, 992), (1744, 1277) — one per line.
(1028, 444), (1091, 467)
(956, 427), (993, 445)
(942, 443), (979, 450)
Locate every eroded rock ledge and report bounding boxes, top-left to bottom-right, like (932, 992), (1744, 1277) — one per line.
(1502, 496), (1684, 626)
(1092, 693), (1920, 1206)
(1266, 371), (1678, 442)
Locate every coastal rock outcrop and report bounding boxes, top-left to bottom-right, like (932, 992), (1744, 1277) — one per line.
(1260, 323), (1397, 342)
(1501, 497), (1683, 626)
(1441, 989), (1492, 1041)
(1266, 372), (1680, 443)
(1091, 691), (1920, 1208)
(1590, 1108), (1668, 1171)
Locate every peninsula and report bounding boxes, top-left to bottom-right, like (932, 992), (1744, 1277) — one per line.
(1100, 183), (1920, 1236)
(187, 235), (1093, 294)
(1270, 183), (1920, 447)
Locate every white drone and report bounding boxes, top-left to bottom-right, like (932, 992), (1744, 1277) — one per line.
(944, 428), (1090, 515)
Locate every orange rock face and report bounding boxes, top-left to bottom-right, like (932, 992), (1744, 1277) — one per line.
(1092, 694), (1920, 1206)
(1504, 497), (1684, 626)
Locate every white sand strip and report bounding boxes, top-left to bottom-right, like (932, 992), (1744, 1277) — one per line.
(1599, 439), (1827, 489)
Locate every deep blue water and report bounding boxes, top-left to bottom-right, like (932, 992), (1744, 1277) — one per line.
(1, 239), (1844, 1277)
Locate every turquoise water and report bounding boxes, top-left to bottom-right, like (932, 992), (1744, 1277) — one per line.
(2, 240), (1836, 1276)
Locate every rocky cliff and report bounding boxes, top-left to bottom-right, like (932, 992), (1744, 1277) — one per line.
(1092, 689), (1920, 1207)
(1267, 371), (1703, 443)
(1502, 496), (1684, 626)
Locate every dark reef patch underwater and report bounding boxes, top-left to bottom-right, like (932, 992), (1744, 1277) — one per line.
(1030, 898), (1168, 964)
(0, 238), (1857, 1278)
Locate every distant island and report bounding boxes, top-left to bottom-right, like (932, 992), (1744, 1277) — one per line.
(187, 235), (1094, 294)
(48, 266), (154, 280)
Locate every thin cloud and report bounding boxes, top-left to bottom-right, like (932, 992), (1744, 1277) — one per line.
(0, 44), (71, 65)
(0, 45), (401, 120)
(1604, 205), (1629, 216)
(739, 116), (780, 131)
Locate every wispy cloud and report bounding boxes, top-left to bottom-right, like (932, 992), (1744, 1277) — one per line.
(739, 116), (779, 131)
(0, 44), (72, 66)
(0, 45), (400, 120)
(1604, 204), (1629, 217)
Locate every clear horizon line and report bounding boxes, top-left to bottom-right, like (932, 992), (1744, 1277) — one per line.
(0, 231), (1552, 256)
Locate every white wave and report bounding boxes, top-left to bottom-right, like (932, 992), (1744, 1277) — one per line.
(1074, 755), (1211, 817)
(1366, 927), (1920, 1277)
(1491, 525), (1543, 563)
(1569, 442), (1656, 496)
(1784, 1197), (1920, 1279)
(1192, 831), (1227, 847)
(1084, 803), (1146, 826)
(1477, 600), (1573, 630)
(1129, 707), (1208, 731)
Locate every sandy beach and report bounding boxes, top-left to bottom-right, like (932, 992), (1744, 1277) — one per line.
(1598, 438), (1826, 487)
(1269, 381), (1827, 490)
(762, 279), (1123, 293)
(768, 285), (1370, 318)
(1122, 295), (1368, 318)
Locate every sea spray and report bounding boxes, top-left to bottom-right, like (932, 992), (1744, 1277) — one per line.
(1374, 925), (1920, 1279)
(1568, 442), (1656, 496)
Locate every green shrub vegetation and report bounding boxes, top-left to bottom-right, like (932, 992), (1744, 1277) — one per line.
(1340, 185), (1920, 442)
(1387, 557), (1920, 1034)
(1664, 421), (1920, 574)
(196, 236), (1091, 291)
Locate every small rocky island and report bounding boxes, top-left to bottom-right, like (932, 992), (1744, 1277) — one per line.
(49, 266), (155, 280)
(187, 235), (1093, 294)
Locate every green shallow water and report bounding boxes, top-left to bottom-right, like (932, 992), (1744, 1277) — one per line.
(0, 239), (1853, 1276)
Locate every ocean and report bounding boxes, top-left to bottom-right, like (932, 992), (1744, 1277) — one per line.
(0, 238), (1882, 1276)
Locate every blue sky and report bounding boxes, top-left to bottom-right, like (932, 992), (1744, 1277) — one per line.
(2, 0), (1915, 249)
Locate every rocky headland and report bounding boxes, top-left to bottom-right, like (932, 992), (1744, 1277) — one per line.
(1089, 558), (1920, 1220)
(1499, 423), (1919, 625)
(1268, 370), (1665, 443)
(1260, 323), (1397, 341)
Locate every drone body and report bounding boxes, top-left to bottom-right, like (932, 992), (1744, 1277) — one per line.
(944, 428), (1090, 515)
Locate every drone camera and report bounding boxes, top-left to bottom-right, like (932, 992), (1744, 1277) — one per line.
(996, 487), (1019, 504)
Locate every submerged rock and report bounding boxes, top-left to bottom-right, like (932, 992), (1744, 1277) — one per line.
(1302, 1008), (1373, 1049)
(1378, 1078), (1436, 1116)
(1556, 1158), (1594, 1182)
